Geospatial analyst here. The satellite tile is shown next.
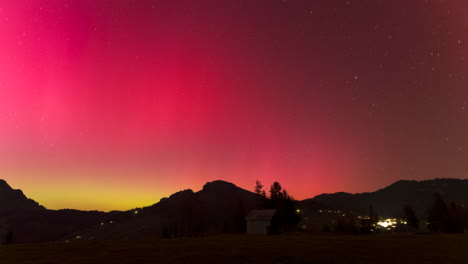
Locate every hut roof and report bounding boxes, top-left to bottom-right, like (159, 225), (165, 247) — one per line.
(246, 210), (277, 220)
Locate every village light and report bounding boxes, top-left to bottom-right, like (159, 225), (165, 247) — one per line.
(376, 218), (402, 229)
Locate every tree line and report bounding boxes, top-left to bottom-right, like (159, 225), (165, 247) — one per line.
(254, 180), (301, 233)
(426, 192), (468, 233)
(396, 192), (468, 233)
(324, 192), (468, 234)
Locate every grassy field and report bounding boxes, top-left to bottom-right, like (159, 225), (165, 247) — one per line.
(1, 234), (468, 264)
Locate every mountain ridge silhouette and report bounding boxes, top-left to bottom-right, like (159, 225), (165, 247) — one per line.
(305, 178), (468, 217)
(2, 178), (468, 242)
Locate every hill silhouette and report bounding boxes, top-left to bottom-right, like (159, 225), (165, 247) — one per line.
(302, 178), (468, 217)
(2, 178), (468, 243)
(0, 181), (112, 243)
(77, 180), (263, 240)
(0, 180), (45, 213)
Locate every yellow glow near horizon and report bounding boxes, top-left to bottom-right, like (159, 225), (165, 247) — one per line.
(26, 184), (162, 211)
(1, 168), (174, 211)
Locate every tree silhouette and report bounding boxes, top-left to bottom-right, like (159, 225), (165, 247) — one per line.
(359, 204), (379, 233)
(254, 180), (266, 197)
(368, 205), (376, 221)
(269, 182), (284, 200)
(402, 203), (419, 231)
(448, 202), (465, 233)
(161, 227), (170, 239)
(266, 181), (300, 233)
(427, 192), (450, 232)
(4, 231), (13, 245)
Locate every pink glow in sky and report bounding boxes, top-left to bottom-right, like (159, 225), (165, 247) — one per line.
(1, 1), (468, 211)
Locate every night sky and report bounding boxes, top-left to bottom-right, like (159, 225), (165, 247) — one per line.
(1, 0), (467, 211)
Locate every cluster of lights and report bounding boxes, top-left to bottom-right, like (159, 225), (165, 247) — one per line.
(377, 219), (397, 228)
(376, 219), (407, 230)
(66, 220), (117, 243)
(318, 210), (342, 214)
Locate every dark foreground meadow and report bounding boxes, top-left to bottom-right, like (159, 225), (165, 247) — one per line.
(1, 234), (467, 264)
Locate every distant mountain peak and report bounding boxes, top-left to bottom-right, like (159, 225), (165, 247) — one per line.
(169, 189), (194, 199)
(391, 179), (414, 185)
(202, 180), (238, 191)
(0, 179), (12, 190)
(382, 178), (468, 191)
(0, 179), (45, 212)
(312, 192), (353, 201)
(303, 178), (468, 218)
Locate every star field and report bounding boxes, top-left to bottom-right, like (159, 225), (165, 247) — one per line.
(0, 0), (467, 211)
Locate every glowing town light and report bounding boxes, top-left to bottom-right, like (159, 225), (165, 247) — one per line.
(377, 219), (398, 228)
